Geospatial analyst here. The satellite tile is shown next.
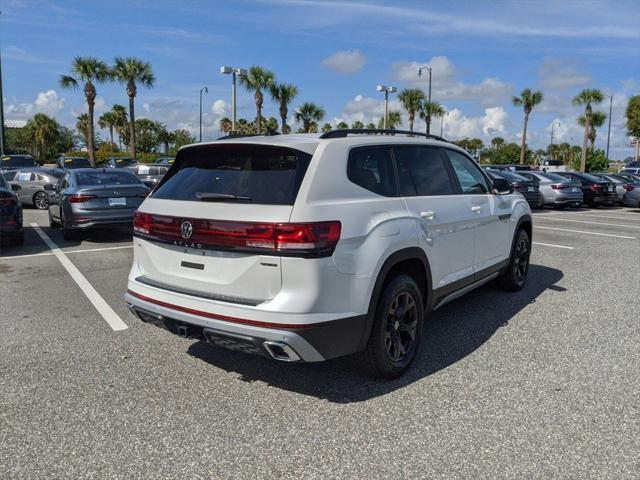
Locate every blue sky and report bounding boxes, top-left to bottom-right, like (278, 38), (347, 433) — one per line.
(3, 0), (639, 158)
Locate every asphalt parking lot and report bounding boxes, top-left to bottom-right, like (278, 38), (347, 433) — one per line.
(1, 207), (639, 479)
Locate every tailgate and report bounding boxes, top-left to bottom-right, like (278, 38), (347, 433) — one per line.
(134, 199), (292, 302)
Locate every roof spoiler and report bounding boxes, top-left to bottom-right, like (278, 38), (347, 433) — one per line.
(319, 128), (448, 142)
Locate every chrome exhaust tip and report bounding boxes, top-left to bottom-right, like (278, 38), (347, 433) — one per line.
(262, 341), (301, 362)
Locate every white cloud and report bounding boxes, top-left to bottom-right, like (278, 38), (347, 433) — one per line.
(321, 50), (367, 74)
(392, 56), (511, 107)
(34, 90), (65, 115)
(212, 99), (227, 116)
(538, 57), (590, 89)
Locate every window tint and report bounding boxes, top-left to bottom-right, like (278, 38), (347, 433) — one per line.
(153, 144), (312, 205)
(539, 172), (569, 182)
(445, 150), (490, 194)
(2, 171), (17, 181)
(75, 171), (139, 186)
(347, 147), (396, 196)
(394, 146), (456, 196)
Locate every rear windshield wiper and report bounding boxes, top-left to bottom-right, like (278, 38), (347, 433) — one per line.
(195, 192), (252, 201)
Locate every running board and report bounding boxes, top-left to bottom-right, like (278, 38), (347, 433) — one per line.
(433, 272), (499, 310)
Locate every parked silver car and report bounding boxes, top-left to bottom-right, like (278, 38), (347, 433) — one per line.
(47, 168), (150, 240)
(518, 171), (583, 208)
(622, 184), (640, 207)
(124, 164), (169, 188)
(3, 168), (62, 209)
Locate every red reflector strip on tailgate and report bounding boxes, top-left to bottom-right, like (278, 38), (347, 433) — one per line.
(127, 289), (323, 330)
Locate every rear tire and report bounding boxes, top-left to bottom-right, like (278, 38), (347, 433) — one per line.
(33, 191), (49, 210)
(358, 274), (424, 379)
(498, 228), (530, 292)
(61, 208), (81, 241)
(48, 209), (60, 228)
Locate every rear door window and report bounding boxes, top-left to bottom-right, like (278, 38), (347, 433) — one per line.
(445, 149), (491, 194)
(152, 144), (312, 205)
(394, 146), (457, 196)
(347, 146), (397, 197)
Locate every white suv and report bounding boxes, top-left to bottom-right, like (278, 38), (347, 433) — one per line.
(125, 130), (532, 378)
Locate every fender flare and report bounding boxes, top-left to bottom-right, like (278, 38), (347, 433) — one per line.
(357, 247), (433, 351)
(502, 214), (532, 274)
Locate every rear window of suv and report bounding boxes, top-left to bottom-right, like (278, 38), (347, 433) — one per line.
(152, 144), (312, 205)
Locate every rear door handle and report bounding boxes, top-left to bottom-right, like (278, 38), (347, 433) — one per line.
(471, 206), (482, 213)
(420, 211), (435, 220)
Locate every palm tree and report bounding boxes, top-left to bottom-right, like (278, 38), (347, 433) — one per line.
(76, 113), (89, 146)
(98, 111), (117, 150)
(111, 104), (128, 150)
(156, 123), (173, 153)
(239, 66), (276, 135)
(578, 111), (607, 149)
(337, 121), (349, 129)
(112, 56), (155, 159)
(378, 110), (402, 129)
(491, 137), (505, 148)
(26, 113), (59, 162)
(366, 122), (376, 129)
(351, 120), (364, 129)
(398, 88), (425, 133)
(270, 83), (298, 133)
(512, 88), (543, 165)
(219, 117), (232, 134)
(420, 101), (445, 134)
(321, 123), (332, 133)
(59, 56), (110, 166)
(294, 102), (325, 133)
(573, 89), (604, 172)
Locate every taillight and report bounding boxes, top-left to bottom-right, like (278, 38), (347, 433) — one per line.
(0, 191), (17, 206)
(69, 194), (97, 203)
(133, 212), (341, 257)
(589, 184), (603, 192)
(623, 184), (636, 192)
(551, 183), (568, 190)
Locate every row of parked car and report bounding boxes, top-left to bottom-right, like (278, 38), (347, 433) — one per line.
(482, 165), (640, 210)
(0, 154), (174, 245)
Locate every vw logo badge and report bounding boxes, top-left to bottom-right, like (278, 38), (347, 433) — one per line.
(180, 221), (193, 239)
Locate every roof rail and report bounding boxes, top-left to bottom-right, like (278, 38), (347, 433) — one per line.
(319, 128), (448, 142)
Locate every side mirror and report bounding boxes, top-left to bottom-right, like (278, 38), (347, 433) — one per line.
(44, 184), (54, 191)
(10, 183), (21, 191)
(493, 178), (513, 195)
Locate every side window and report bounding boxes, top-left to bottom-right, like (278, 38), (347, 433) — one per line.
(16, 172), (34, 182)
(347, 147), (397, 197)
(36, 173), (48, 182)
(445, 150), (491, 194)
(394, 146), (457, 196)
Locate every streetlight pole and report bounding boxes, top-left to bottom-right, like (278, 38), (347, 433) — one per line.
(199, 86), (208, 142)
(418, 65), (432, 133)
(605, 94), (613, 160)
(220, 66), (247, 133)
(376, 85), (396, 129)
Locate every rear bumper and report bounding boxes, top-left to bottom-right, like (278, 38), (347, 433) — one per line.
(546, 193), (583, 205)
(125, 289), (366, 362)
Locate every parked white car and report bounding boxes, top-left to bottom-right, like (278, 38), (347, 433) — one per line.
(125, 130), (532, 378)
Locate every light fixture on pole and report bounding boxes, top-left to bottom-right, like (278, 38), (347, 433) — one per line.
(605, 94), (613, 160)
(418, 65), (433, 133)
(199, 86), (208, 142)
(220, 66), (248, 133)
(376, 84), (396, 129)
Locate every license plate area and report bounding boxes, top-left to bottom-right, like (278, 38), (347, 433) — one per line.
(109, 197), (126, 206)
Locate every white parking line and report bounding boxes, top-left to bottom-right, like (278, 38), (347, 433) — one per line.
(534, 216), (640, 229)
(534, 225), (637, 239)
(30, 224), (128, 331)
(533, 211), (639, 222)
(532, 241), (575, 250)
(0, 245), (132, 260)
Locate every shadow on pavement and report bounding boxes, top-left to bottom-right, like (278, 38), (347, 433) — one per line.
(187, 264), (564, 403)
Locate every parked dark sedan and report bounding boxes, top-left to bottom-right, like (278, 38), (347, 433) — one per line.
(105, 157), (138, 168)
(1, 154), (38, 171)
(486, 169), (542, 208)
(5, 168), (62, 209)
(154, 157), (175, 167)
(47, 169), (150, 240)
(0, 174), (23, 246)
(124, 164), (168, 188)
(56, 155), (92, 171)
(555, 172), (617, 207)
